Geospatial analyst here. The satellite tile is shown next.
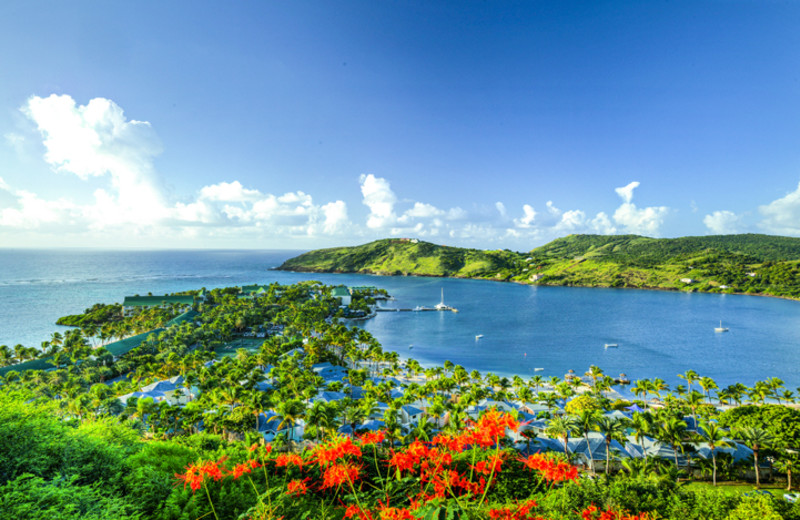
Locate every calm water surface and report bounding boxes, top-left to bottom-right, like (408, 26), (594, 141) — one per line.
(1, 249), (799, 390)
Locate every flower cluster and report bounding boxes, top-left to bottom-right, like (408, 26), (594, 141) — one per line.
(581, 504), (656, 520)
(174, 411), (654, 520)
(175, 457), (229, 492)
(518, 453), (579, 483)
(488, 499), (542, 520)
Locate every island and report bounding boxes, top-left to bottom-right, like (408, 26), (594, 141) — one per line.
(277, 234), (800, 300)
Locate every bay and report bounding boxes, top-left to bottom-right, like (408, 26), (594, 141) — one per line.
(1, 249), (800, 391)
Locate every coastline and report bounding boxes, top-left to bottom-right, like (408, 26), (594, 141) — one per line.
(275, 265), (800, 303)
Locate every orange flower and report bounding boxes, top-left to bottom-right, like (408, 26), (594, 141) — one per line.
(320, 461), (361, 489)
(174, 457), (229, 492)
(286, 478), (310, 496)
(358, 430), (386, 446)
(275, 453), (304, 468)
(311, 436), (363, 467)
(232, 462), (253, 479)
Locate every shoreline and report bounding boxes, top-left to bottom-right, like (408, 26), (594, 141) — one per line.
(277, 266), (800, 303)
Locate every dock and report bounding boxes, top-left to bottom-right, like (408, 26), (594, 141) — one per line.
(376, 306), (458, 313)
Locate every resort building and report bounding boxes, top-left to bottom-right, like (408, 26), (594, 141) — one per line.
(331, 286), (351, 306)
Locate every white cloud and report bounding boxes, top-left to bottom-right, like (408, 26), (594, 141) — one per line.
(495, 201), (507, 218)
(556, 209), (587, 231)
(199, 181), (261, 202)
(23, 94), (168, 227)
(704, 210), (741, 234)
(403, 202), (444, 219)
(359, 174), (397, 229)
(759, 182), (800, 235)
(446, 207), (467, 220)
(590, 212), (616, 234)
(612, 182), (668, 236)
(0, 176), (9, 192)
(319, 200), (349, 234)
(514, 204), (537, 228)
(615, 181), (639, 204)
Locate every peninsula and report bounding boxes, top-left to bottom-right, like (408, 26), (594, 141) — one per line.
(277, 234), (800, 299)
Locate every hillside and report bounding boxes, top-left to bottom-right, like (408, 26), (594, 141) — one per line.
(277, 234), (800, 299)
(276, 238), (526, 280)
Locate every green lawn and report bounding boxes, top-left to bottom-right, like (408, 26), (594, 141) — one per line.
(683, 481), (790, 497)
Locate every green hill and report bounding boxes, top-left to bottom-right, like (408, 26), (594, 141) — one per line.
(278, 234), (800, 299)
(277, 238), (526, 280)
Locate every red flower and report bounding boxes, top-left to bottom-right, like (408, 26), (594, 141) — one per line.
(231, 462), (253, 480)
(320, 461), (361, 489)
(358, 430), (386, 446)
(286, 478), (310, 496)
(311, 436), (363, 467)
(174, 457), (229, 492)
(275, 453), (304, 468)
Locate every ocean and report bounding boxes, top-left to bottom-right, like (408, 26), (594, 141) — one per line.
(2, 249), (800, 391)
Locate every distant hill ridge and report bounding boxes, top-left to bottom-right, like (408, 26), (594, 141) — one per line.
(277, 234), (800, 299)
(529, 233), (800, 264)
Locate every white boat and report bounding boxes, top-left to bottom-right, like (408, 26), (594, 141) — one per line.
(715, 320), (729, 333)
(534, 367), (544, 372)
(604, 343), (619, 348)
(475, 334), (484, 340)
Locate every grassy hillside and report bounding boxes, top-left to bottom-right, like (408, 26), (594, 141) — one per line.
(278, 234), (800, 299)
(277, 238), (526, 279)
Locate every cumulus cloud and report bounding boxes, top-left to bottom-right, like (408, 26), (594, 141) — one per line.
(704, 210), (741, 234)
(360, 174), (397, 229)
(199, 181), (261, 202)
(759, 182), (800, 235)
(611, 181), (668, 235)
(514, 204), (537, 228)
(23, 94), (167, 227)
(615, 181), (639, 204)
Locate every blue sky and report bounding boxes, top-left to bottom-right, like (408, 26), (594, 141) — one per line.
(1, 1), (799, 250)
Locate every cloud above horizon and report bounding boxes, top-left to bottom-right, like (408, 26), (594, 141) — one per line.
(1, 93), (684, 247)
(758, 181), (800, 235)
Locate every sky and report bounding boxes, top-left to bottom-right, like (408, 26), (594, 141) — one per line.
(1, 1), (799, 251)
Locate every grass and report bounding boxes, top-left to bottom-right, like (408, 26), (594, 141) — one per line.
(683, 481), (791, 497)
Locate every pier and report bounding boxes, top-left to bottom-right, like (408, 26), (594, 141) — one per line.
(376, 306), (458, 313)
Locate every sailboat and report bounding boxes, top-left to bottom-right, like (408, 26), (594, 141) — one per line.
(714, 320), (729, 333)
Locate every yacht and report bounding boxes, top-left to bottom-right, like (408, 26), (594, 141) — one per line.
(715, 320), (729, 333)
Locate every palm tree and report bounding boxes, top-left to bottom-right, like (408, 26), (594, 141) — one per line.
(698, 376), (718, 405)
(595, 416), (628, 475)
(630, 380), (648, 408)
(545, 415), (579, 457)
(684, 390), (705, 431)
(678, 370), (699, 394)
(575, 410), (600, 474)
(629, 412), (653, 457)
(736, 426), (774, 488)
(657, 416), (688, 470)
(696, 420), (732, 486)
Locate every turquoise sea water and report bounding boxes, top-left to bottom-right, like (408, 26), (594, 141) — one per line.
(2, 249), (800, 391)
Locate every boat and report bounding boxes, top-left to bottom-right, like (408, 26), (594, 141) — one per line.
(604, 343), (619, 348)
(715, 320), (729, 333)
(534, 367), (544, 372)
(475, 334), (484, 340)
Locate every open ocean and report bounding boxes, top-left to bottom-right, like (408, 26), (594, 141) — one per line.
(2, 249), (800, 391)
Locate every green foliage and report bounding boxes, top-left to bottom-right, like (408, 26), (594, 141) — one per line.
(725, 494), (783, 520)
(564, 394), (602, 415)
(56, 303), (123, 327)
(0, 474), (140, 520)
(718, 405), (800, 448)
